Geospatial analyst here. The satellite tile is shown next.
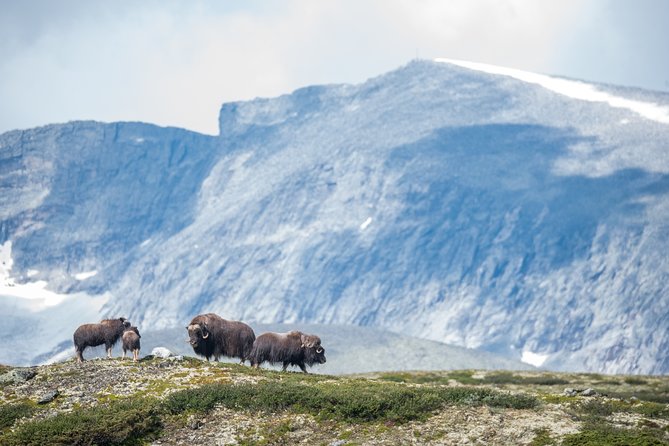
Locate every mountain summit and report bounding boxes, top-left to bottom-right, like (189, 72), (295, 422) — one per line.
(1, 60), (668, 373)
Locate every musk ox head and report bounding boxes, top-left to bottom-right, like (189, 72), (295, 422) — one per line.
(301, 334), (326, 366)
(186, 323), (210, 349)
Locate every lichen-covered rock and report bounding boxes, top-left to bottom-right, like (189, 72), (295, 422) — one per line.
(0, 368), (36, 384)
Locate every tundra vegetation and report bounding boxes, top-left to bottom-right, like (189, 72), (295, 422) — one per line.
(0, 359), (667, 445)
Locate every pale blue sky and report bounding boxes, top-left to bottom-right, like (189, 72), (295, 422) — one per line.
(1, 0), (667, 135)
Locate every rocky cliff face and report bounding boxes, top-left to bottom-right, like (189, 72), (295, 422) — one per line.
(1, 60), (668, 373)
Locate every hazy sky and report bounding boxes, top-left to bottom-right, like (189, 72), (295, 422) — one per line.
(1, 0), (667, 135)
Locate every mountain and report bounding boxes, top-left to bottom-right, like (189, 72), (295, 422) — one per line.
(1, 59), (668, 374)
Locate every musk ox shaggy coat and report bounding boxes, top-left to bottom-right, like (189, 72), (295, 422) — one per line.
(122, 326), (141, 362)
(186, 313), (256, 363)
(250, 331), (326, 373)
(73, 317), (131, 362)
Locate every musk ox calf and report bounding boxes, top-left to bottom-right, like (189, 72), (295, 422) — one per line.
(250, 331), (326, 373)
(186, 313), (256, 363)
(73, 317), (131, 362)
(122, 326), (141, 362)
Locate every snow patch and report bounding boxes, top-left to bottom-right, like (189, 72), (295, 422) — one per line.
(74, 270), (98, 281)
(1, 241), (13, 283)
(360, 217), (373, 230)
(0, 289), (109, 365)
(435, 58), (669, 124)
(521, 350), (549, 368)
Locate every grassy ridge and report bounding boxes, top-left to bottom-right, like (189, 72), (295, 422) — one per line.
(0, 370), (536, 444)
(1, 360), (667, 445)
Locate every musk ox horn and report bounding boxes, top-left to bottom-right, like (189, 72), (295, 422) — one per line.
(187, 323), (209, 338)
(300, 334), (319, 349)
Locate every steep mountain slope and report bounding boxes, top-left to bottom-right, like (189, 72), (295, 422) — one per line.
(1, 60), (668, 373)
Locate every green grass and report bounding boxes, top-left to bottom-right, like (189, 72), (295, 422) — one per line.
(530, 427), (557, 446)
(0, 398), (162, 446)
(562, 423), (668, 446)
(575, 399), (669, 419)
(379, 370), (571, 387)
(0, 403), (36, 430)
(164, 379), (537, 423)
(445, 370), (481, 385)
(482, 372), (570, 386)
(624, 377), (649, 386)
(377, 372), (452, 385)
(604, 389), (669, 405)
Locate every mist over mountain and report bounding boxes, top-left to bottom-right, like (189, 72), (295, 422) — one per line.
(1, 60), (668, 374)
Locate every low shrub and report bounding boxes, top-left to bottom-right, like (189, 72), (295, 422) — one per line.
(483, 372), (570, 386)
(0, 403), (35, 430)
(576, 399), (669, 419)
(0, 398), (161, 446)
(446, 370), (481, 385)
(530, 427), (556, 446)
(605, 390), (669, 405)
(164, 379), (538, 423)
(624, 377), (649, 386)
(378, 372), (452, 385)
(562, 423), (667, 446)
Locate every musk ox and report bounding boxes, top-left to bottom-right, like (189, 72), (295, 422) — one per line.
(186, 313), (256, 363)
(122, 326), (141, 362)
(250, 331), (326, 373)
(73, 317), (131, 362)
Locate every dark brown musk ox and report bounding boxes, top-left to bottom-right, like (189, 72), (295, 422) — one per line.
(122, 326), (141, 362)
(250, 331), (326, 373)
(186, 313), (256, 363)
(73, 317), (131, 362)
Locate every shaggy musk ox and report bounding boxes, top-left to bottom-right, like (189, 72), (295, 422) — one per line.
(73, 317), (131, 362)
(186, 313), (256, 363)
(122, 326), (141, 362)
(250, 331), (326, 373)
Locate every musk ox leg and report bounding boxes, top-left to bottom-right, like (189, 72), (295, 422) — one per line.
(122, 349), (127, 360)
(75, 348), (84, 363)
(106, 346), (113, 359)
(282, 361), (289, 372)
(298, 363), (308, 374)
(133, 349), (139, 362)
